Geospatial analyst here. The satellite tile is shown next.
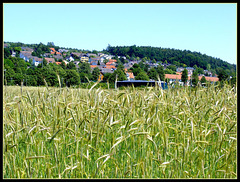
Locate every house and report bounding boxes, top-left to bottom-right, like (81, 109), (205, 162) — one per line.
(87, 53), (97, 57)
(198, 76), (219, 83)
(126, 72), (134, 80)
(32, 57), (43, 66)
(186, 67), (195, 76)
(176, 67), (185, 73)
(45, 58), (55, 64)
(21, 47), (34, 52)
(98, 72), (104, 81)
(53, 54), (63, 60)
(204, 70), (213, 77)
(100, 68), (114, 74)
(165, 74), (190, 86)
(58, 49), (69, 53)
(44, 53), (52, 58)
(55, 62), (62, 65)
(80, 55), (89, 62)
(105, 65), (116, 69)
(50, 48), (61, 55)
(165, 73), (219, 86)
(90, 65), (97, 69)
(176, 67), (195, 76)
(11, 50), (16, 57)
(90, 61), (98, 65)
(71, 52), (81, 58)
(89, 57), (101, 62)
(20, 51), (32, 62)
(66, 56), (74, 62)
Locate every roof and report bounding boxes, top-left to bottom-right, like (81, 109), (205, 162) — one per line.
(105, 65), (116, 69)
(126, 72), (134, 79)
(199, 76), (219, 82)
(90, 65), (97, 68)
(50, 48), (56, 52)
(100, 68), (114, 74)
(165, 74), (191, 80)
(71, 52), (81, 57)
(165, 74), (182, 80)
(165, 74), (219, 82)
(45, 58), (55, 63)
(20, 51), (32, 56)
(55, 62), (62, 65)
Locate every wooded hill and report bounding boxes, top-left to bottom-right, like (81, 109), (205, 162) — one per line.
(103, 45), (236, 77)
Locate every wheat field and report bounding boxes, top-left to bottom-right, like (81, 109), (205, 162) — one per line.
(3, 84), (237, 179)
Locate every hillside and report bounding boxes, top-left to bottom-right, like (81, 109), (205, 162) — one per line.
(104, 45), (236, 77)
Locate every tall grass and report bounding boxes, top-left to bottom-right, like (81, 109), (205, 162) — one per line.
(3, 84), (237, 179)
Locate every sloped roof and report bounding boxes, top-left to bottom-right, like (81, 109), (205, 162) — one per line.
(45, 58), (55, 63)
(50, 48), (56, 52)
(55, 62), (62, 65)
(126, 72), (134, 79)
(105, 65), (116, 69)
(199, 76), (219, 82)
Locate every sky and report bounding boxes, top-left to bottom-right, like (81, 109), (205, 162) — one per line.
(3, 3), (237, 65)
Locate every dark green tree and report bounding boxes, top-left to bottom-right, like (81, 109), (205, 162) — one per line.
(79, 62), (91, 75)
(181, 68), (188, 86)
(218, 68), (229, 82)
(92, 67), (100, 81)
(66, 62), (76, 70)
(192, 70), (199, 87)
(156, 65), (165, 81)
(65, 70), (80, 86)
(60, 61), (66, 69)
(148, 67), (158, 80)
(135, 71), (150, 81)
(200, 76), (207, 85)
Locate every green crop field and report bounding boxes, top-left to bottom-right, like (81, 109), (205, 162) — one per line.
(3, 84), (237, 179)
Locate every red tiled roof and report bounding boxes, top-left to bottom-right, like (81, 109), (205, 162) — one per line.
(55, 62), (62, 65)
(50, 48), (56, 52)
(199, 76), (219, 82)
(91, 65), (97, 68)
(106, 65), (116, 69)
(165, 74), (219, 82)
(126, 72), (134, 79)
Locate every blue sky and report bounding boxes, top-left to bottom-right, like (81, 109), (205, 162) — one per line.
(3, 3), (237, 65)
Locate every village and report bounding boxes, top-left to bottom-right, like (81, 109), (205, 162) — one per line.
(6, 43), (219, 87)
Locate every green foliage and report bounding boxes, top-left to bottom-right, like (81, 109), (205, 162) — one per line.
(66, 62), (76, 70)
(102, 73), (112, 82)
(192, 70), (199, 87)
(166, 65), (177, 72)
(79, 62), (91, 75)
(135, 71), (149, 81)
(181, 68), (188, 85)
(92, 67), (100, 81)
(200, 76), (207, 84)
(147, 67), (158, 80)
(65, 70), (80, 86)
(155, 65), (165, 81)
(164, 68), (175, 74)
(4, 48), (12, 58)
(218, 68), (229, 82)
